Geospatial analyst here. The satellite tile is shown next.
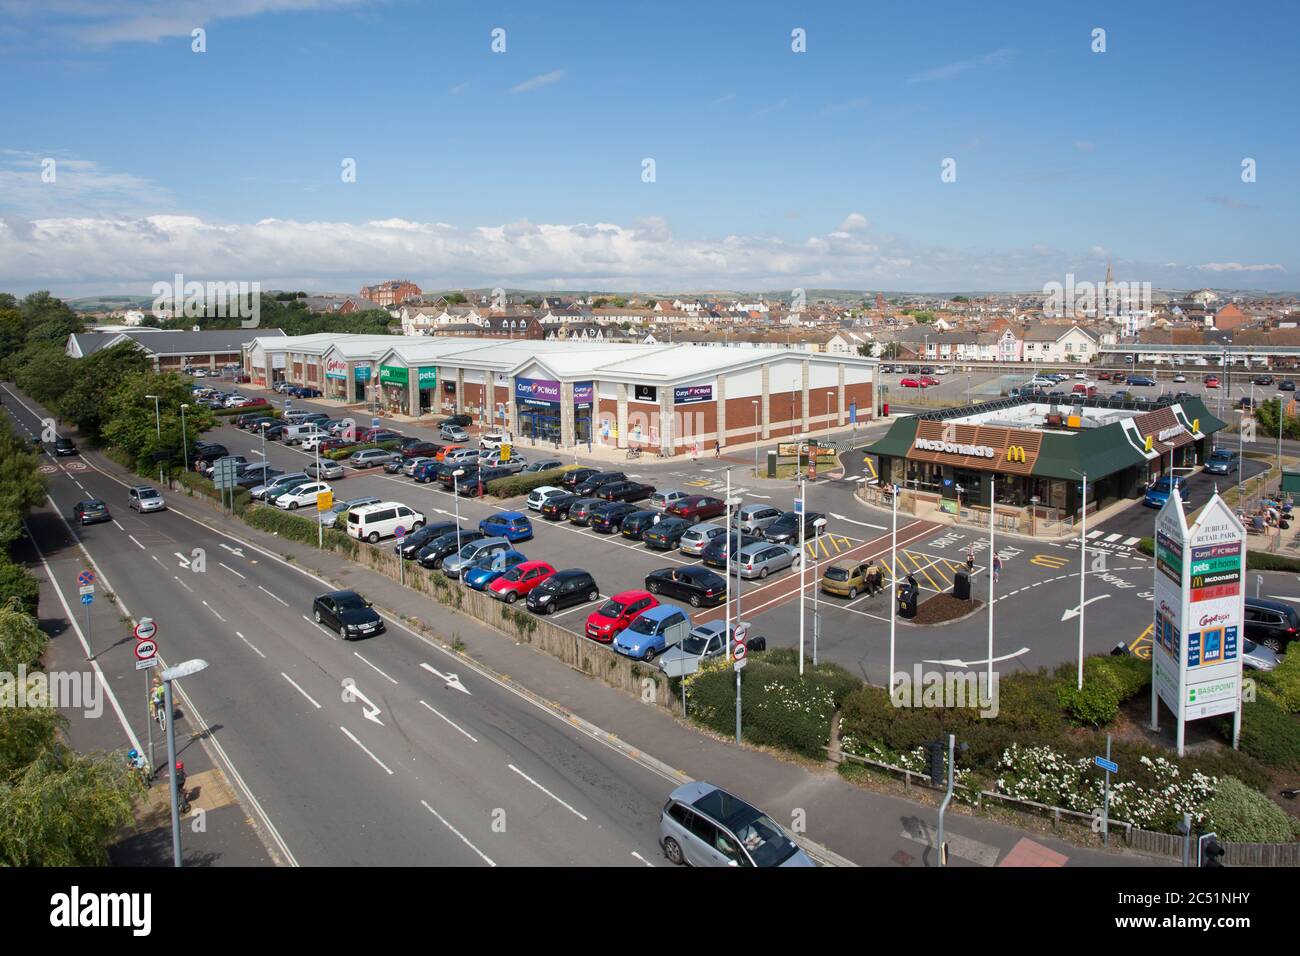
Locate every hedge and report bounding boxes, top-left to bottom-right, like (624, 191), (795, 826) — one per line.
(0, 559), (40, 615)
(211, 404), (275, 418)
(1055, 655), (1150, 727)
(323, 440), (402, 461)
(1204, 776), (1300, 842)
(243, 504), (359, 558)
(485, 465), (578, 499)
(1259, 652), (1300, 714)
(1236, 690), (1300, 770)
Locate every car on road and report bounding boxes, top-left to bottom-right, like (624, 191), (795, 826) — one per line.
(416, 529), (483, 569)
(737, 504), (782, 535)
(526, 568), (600, 615)
(527, 485), (568, 511)
(566, 497), (606, 526)
(348, 448), (400, 469)
(679, 522), (727, 557)
(540, 492), (582, 520)
(1243, 597), (1300, 653)
(618, 510), (659, 541)
(478, 511), (533, 542)
(645, 566), (726, 608)
(521, 458), (565, 474)
(439, 423), (471, 443)
(276, 481), (332, 510)
(559, 467), (600, 490)
(659, 781), (814, 868)
(820, 560), (877, 599)
(393, 520), (461, 559)
(667, 495), (726, 522)
(701, 531), (761, 569)
(127, 485), (165, 513)
(585, 590), (659, 643)
(463, 549), (529, 591)
(488, 560), (556, 603)
(73, 499), (111, 525)
(642, 516), (693, 551)
(732, 541), (801, 579)
(762, 510), (827, 545)
(304, 459), (345, 480)
(612, 603), (690, 662)
(250, 471), (310, 501)
(597, 480), (655, 503)
(346, 501), (425, 542)
(439, 414), (473, 429)
(442, 536), (511, 579)
(312, 590), (384, 640)
(1204, 448), (1241, 475)
(648, 489), (690, 512)
(1143, 476), (1191, 509)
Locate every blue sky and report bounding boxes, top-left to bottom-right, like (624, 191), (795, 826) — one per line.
(1, 0), (1296, 295)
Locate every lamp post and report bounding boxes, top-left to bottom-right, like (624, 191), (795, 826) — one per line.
(453, 468), (465, 555)
(1277, 393), (1285, 552)
(1073, 470), (1088, 690)
(811, 516), (826, 665)
(889, 481), (899, 695)
(798, 477), (807, 675)
(162, 658), (209, 867)
(145, 393), (163, 482)
(180, 404), (190, 473)
(1237, 408), (1247, 500)
(723, 472), (741, 659)
(987, 474), (996, 690)
(751, 400), (759, 477)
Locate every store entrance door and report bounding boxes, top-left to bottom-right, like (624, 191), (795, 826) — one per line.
(520, 409), (562, 444)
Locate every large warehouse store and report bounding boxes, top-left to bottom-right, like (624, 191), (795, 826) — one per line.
(864, 395), (1225, 528)
(244, 334), (876, 455)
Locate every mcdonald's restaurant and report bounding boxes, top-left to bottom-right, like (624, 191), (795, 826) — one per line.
(863, 395), (1225, 533)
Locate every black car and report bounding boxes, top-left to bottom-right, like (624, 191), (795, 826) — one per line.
(540, 492), (581, 520)
(235, 413), (275, 429)
(440, 414), (473, 429)
(526, 568), (600, 615)
(416, 529), (484, 569)
(200, 454), (247, 477)
(236, 465), (284, 488)
(394, 521), (461, 559)
(312, 590), (384, 639)
(1281, 380), (1296, 392)
(597, 480), (656, 503)
(701, 531), (761, 569)
(645, 566), (727, 608)
(619, 510), (659, 541)
(73, 499), (111, 525)
(54, 437), (78, 456)
(574, 471), (627, 496)
(437, 461), (477, 488)
(193, 442), (230, 464)
(1253, 375), (1274, 386)
(566, 497), (606, 526)
(559, 467), (600, 490)
(764, 510), (828, 545)
(642, 516), (693, 551)
(1243, 597), (1300, 653)
(589, 501), (639, 533)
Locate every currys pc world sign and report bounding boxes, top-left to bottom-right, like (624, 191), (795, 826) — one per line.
(515, 377), (562, 407)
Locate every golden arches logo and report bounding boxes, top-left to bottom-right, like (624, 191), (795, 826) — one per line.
(1005, 445), (1027, 463)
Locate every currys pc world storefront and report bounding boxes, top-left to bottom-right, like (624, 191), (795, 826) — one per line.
(516, 377), (594, 444)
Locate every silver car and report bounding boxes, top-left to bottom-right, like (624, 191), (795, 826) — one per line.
(127, 485), (165, 513)
(737, 504), (782, 535)
(522, 459), (564, 473)
(679, 522), (727, 557)
(439, 423), (470, 443)
(251, 471), (310, 501)
(732, 541), (800, 579)
(649, 489), (689, 512)
(441, 536), (510, 579)
(403, 456), (437, 477)
(305, 460), (345, 480)
(1243, 638), (1281, 672)
(320, 495), (382, 529)
(659, 781), (814, 867)
(349, 448), (399, 468)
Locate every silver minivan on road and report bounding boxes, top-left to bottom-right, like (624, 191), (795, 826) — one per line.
(659, 781), (814, 867)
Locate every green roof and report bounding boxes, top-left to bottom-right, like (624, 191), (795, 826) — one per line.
(1032, 426), (1147, 480)
(862, 417), (919, 459)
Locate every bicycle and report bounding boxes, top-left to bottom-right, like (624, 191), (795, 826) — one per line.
(626, 446), (642, 460)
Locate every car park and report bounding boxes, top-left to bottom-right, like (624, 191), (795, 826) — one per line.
(439, 423), (471, 443)
(733, 541), (800, 579)
(251, 471), (310, 500)
(737, 504), (782, 535)
(463, 550), (530, 591)
(590, 501), (640, 533)
(658, 781), (813, 868)
(442, 536), (511, 578)
(1144, 476), (1190, 509)
(276, 481), (332, 510)
(585, 590), (659, 643)
(1204, 448), (1241, 475)
(416, 529), (483, 569)
(645, 566), (726, 608)
(1243, 597), (1300, 653)
(540, 492), (581, 520)
(667, 495), (726, 522)
(526, 568), (600, 615)
(763, 510), (827, 545)
(73, 499), (111, 525)
(612, 603), (690, 662)
(312, 590), (384, 639)
(349, 448), (400, 469)
(527, 485), (567, 511)
(597, 480), (655, 503)
(648, 489), (690, 512)
(478, 511), (534, 542)
(346, 501), (425, 542)
(679, 522), (727, 557)
(618, 510), (659, 541)
(642, 516), (693, 551)
(127, 485), (166, 513)
(488, 560), (556, 603)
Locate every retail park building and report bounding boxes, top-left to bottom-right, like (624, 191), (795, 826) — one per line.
(243, 334), (877, 455)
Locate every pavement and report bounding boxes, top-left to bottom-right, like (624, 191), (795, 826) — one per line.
(1, 379), (1174, 868)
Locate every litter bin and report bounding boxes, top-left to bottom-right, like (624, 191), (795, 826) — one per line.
(897, 583), (918, 619)
(952, 569), (971, 601)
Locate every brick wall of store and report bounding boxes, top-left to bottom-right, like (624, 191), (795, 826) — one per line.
(462, 381), (485, 416)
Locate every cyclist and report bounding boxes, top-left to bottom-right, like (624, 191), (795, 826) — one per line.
(150, 678), (166, 722)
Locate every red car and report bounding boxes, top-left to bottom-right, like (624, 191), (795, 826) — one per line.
(919, 376), (940, 387)
(667, 495), (726, 521)
(401, 442), (443, 459)
(584, 589), (659, 643)
(315, 437), (350, 453)
(900, 377), (920, 388)
(488, 560), (556, 603)
(1203, 376), (1220, 388)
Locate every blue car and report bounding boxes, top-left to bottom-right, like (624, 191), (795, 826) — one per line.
(412, 460), (441, 483)
(478, 511), (533, 542)
(463, 549), (528, 591)
(1144, 476), (1190, 508)
(611, 603), (691, 662)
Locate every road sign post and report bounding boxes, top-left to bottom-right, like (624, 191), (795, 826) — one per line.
(1094, 736), (1118, 846)
(395, 525), (406, 586)
(78, 569), (96, 660)
(135, 618), (159, 770)
(733, 623), (748, 744)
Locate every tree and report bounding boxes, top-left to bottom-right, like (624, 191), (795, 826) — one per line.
(0, 423), (47, 550)
(11, 341), (74, 408)
(59, 342), (151, 442)
(100, 372), (216, 474)
(19, 292), (82, 346)
(0, 563), (38, 616)
(0, 598), (47, 674)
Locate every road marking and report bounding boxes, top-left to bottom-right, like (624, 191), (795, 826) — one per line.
(202, 600), (226, 622)
(219, 562), (246, 579)
(1122, 536), (1140, 546)
(260, 585), (289, 606)
(1130, 624), (1153, 660)
(548, 596), (606, 619)
(1103, 533), (1122, 543)
(236, 631), (266, 658)
(340, 726), (393, 775)
(419, 699), (478, 742)
(508, 763), (589, 821)
(173, 575), (194, 593)
(353, 651), (398, 684)
(282, 672), (322, 707)
(303, 614), (338, 640)
(1086, 530), (1102, 539)
(1031, 554), (1070, 570)
(421, 800), (495, 866)
(923, 647), (1031, 668)
(631, 851), (655, 867)
(112, 519), (124, 530)
(128, 534), (146, 550)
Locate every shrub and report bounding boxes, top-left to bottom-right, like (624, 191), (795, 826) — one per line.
(1237, 690), (1300, 769)
(1259, 652), (1300, 714)
(324, 440), (401, 461)
(1246, 551), (1300, 573)
(1055, 655), (1148, 727)
(1204, 776), (1300, 843)
(1137, 537), (1154, 556)
(244, 505), (358, 558)
(0, 559), (40, 615)
(486, 466), (578, 499)
(211, 404), (274, 418)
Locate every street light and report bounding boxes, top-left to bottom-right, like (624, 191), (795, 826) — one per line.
(145, 393), (162, 482)
(798, 477), (807, 675)
(161, 657), (209, 867)
(452, 468), (466, 554)
(179, 404), (190, 473)
(810, 516), (827, 665)
(723, 472), (741, 659)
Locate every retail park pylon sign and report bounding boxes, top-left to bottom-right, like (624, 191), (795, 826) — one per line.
(1150, 490), (1244, 756)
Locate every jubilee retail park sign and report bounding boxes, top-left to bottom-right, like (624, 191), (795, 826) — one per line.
(1151, 490), (1245, 756)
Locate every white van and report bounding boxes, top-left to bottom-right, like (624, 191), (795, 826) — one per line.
(347, 501), (426, 543)
(283, 423), (328, 445)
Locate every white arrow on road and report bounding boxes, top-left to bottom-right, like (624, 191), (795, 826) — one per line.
(173, 551), (190, 569)
(342, 680), (385, 725)
(828, 512), (886, 531)
(219, 543), (246, 558)
(421, 662), (471, 695)
(1060, 594), (1111, 621)
(923, 647), (1030, 668)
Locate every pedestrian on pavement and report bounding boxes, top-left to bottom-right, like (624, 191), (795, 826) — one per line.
(992, 553), (1002, 584)
(691, 442), (699, 463)
(714, 439), (721, 458)
(965, 546), (975, 574)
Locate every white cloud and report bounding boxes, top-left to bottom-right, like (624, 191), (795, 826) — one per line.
(838, 213), (869, 233)
(907, 48), (1012, 84)
(507, 69), (566, 94)
(0, 150), (173, 218)
(1194, 262), (1285, 273)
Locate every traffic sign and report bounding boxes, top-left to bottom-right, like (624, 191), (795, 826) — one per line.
(135, 658), (159, 671)
(733, 622), (749, 670)
(793, 498), (804, 514)
(1094, 756), (1119, 774)
(394, 525), (406, 539)
(134, 639), (158, 661)
(134, 618), (157, 642)
(78, 585), (94, 596)
(77, 570), (95, 587)
(317, 489), (334, 512)
(80, 593), (94, 606)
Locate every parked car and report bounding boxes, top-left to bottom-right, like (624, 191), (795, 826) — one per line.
(573, 471), (627, 496)
(667, 495), (726, 522)
(585, 590), (659, 643)
(559, 467), (600, 489)
(521, 458), (565, 474)
(127, 485), (165, 513)
(265, 477), (314, 506)
(1243, 597), (1300, 653)
(346, 501), (426, 542)
(488, 560), (556, 603)
(236, 464), (283, 489)
(276, 481), (332, 510)
(590, 501), (640, 533)
(312, 590), (384, 640)
(349, 448), (400, 469)
(393, 520), (461, 559)
(1203, 375), (1220, 388)
(1241, 637), (1281, 672)
(642, 516), (693, 551)
(679, 522), (727, 557)
(1280, 380), (1296, 392)
(540, 492), (582, 520)
(1126, 375), (1157, 387)
(900, 377), (921, 388)
(410, 460), (441, 484)
(701, 532), (761, 569)
(646, 566), (726, 608)
(305, 460), (345, 480)
(597, 480), (655, 503)
(659, 781), (814, 868)
(73, 499), (111, 525)
(478, 431), (507, 450)
(1172, 373), (1187, 383)
(199, 454), (247, 478)
(618, 509), (659, 541)
(440, 414), (473, 429)
(648, 489), (691, 512)
(416, 529), (484, 570)
(1144, 476), (1190, 509)
(656, 621), (741, 673)
(439, 423), (471, 443)
(1254, 375), (1275, 386)
(560, 497), (600, 526)
(526, 568), (600, 615)
(478, 511), (534, 542)
(250, 471), (310, 501)
(463, 550), (530, 591)
(401, 456), (437, 478)
(192, 442), (230, 465)
(527, 485), (568, 511)
(737, 504), (782, 535)
(442, 536), (511, 579)
(1204, 448), (1241, 475)
(763, 510), (827, 545)
(732, 541), (800, 579)
(612, 603), (690, 662)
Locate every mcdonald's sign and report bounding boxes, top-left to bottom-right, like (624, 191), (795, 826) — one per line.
(1005, 445), (1027, 463)
(1192, 418), (1200, 434)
